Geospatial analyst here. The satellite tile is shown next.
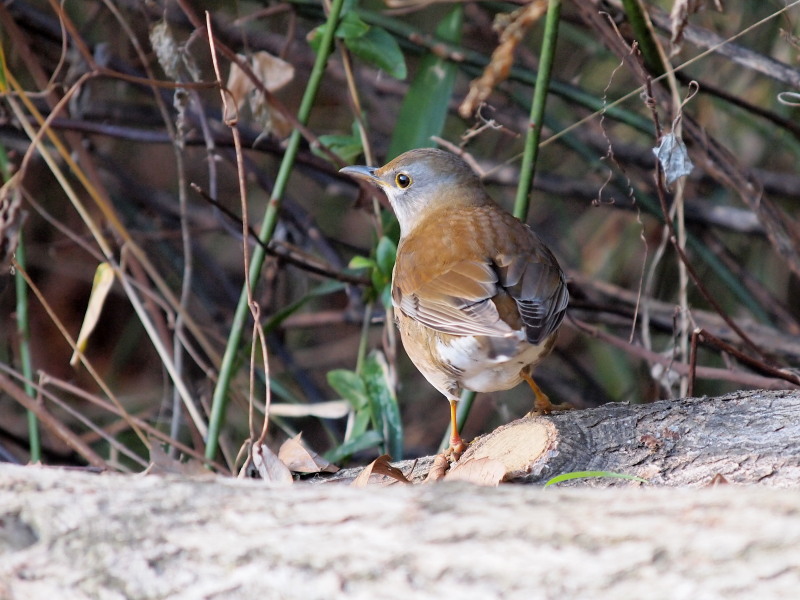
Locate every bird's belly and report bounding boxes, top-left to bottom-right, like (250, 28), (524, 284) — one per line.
(437, 333), (549, 393)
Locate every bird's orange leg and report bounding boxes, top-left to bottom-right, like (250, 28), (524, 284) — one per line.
(446, 398), (468, 460)
(521, 371), (571, 415)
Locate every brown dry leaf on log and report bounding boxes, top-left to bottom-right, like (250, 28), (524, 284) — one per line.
(248, 443), (294, 486)
(278, 433), (339, 474)
(351, 454), (411, 487)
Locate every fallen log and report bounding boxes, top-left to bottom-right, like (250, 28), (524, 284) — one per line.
(2, 389), (800, 599)
(325, 389), (800, 486)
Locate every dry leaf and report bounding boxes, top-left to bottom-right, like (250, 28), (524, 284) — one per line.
(149, 20), (200, 81)
(444, 457), (507, 486)
(278, 433), (339, 474)
(653, 132), (694, 185)
(669, 0), (723, 56)
(250, 442), (294, 486)
(225, 51), (294, 138)
(0, 173), (23, 273)
(459, 0), (547, 119)
(70, 262), (115, 367)
(351, 454), (410, 487)
(146, 443), (210, 477)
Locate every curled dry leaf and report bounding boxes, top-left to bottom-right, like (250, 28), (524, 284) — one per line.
(70, 262), (115, 367)
(444, 457), (507, 487)
(669, 0), (724, 56)
(653, 132), (694, 185)
(459, 0), (547, 119)
(225, 51), (295, 137)
(0, 175), (23, 274)
(351, 454), (410, 487)
(278, 433), (339, 474)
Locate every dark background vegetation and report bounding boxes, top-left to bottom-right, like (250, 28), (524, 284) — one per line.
(1, 0), (799, 473)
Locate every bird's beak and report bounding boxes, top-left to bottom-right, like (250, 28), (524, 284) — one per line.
(339, 165), (383, 187)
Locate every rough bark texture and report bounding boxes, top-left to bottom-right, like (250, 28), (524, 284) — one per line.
(326, 389), (800, 486)
(2, 463), (800, 599)
(2, 390), (800, 599)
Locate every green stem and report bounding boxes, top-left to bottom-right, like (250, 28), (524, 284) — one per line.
(205, 0), (347, 462)
(514, 0), (561, 221)
(620, 0), (665, 77)
(15, 232), (41, 462)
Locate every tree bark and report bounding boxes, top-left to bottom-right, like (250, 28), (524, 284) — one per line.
(2, 389), (800, 600)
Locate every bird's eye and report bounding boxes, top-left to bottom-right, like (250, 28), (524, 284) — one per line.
(395, 173), (412, 189)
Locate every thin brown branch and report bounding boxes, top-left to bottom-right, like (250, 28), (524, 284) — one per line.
(0, 373), (109, 469)
(570, 319), (798, 392)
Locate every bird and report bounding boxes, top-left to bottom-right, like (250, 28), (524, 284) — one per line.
(340, 148), (569, 459)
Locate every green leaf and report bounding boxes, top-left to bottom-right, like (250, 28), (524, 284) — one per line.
(315, 132), (364, 164)
(324, 430), (383, 464)
(348, 255), (376, 270)
(350, 406), (372, 440)
(370, 267), (386, 294)
(308, 12), (369, 53)
(327, 369), (369, 409)
(346, 26), (407, 80)
(387, 6), (463, 157)
(380, 284), (393, 310)
(544, 471), (650, 487)
(375, 236), (396, 279)
(362, 350), (403, 459)
(337, 12), (371, 40)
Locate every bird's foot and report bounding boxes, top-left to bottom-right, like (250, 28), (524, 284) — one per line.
(425, 439), (469, 482)
(526, 395), (573, 417)
(443, 437), (469, 463)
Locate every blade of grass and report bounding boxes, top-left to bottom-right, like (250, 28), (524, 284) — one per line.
(545, 470), (649, 486)
(0, 139), (39, 462)
(205, 0), (348, 461)
(14, 232), (40, 462)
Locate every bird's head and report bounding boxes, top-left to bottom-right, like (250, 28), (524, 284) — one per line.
(340, 148), (488, 236)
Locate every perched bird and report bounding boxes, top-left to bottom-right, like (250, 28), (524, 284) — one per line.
(341, 148), (569, 457)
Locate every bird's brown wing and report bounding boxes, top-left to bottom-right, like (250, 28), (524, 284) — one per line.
(494, 240), (569, 345)
(392, 205), (568, 341)
(392, 258), (517, 337)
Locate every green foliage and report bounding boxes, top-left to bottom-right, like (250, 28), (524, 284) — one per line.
(348, 235), (396, 308)
(309, 12), (406, 79)
(315, 121), (364, 164)
(325, 349), (403, 461)
(361, 350), (403, 459)
(387, 6), (463, 158)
